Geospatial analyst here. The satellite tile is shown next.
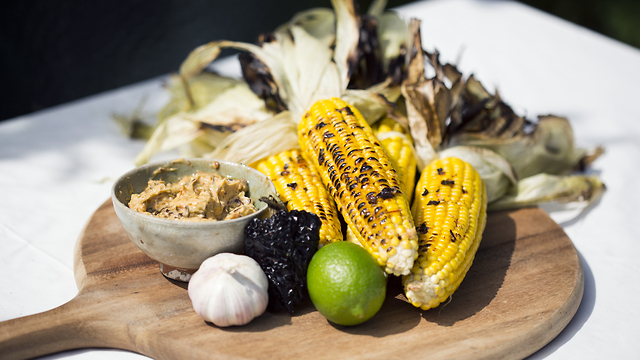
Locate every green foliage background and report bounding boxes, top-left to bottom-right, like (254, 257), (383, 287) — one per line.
(381, 0), (640, 49)
(518, 0), (640, 49)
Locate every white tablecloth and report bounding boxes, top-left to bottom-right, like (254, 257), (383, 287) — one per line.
(1, 0), (639, 358)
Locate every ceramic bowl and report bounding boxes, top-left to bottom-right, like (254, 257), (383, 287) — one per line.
(111, 158), (276, 282)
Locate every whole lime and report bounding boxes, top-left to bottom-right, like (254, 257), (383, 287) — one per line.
(307, 241), (386, 326)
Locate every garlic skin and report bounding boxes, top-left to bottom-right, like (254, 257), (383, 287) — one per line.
(188, 253), (269, 327)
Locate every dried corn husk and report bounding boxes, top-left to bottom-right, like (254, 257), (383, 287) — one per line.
(435, 146), (605, 210)
(447, 76), (589, 179)
(179, 40), (290, 110)
(159, 73), (245, 121)
(127, 0), (605, 214)
(134, 80), (272, 166)
(274, 8), (336, 48)
(131, 0), (408, 167)
(438, 146), (517, 203)
(349, 13), (388, 90)
(204, 111), (298, 165)
(341, 79), (400, 125)
(377, 11), (411, 85)
(400, 19), (442, 169)
(488, 173), (605, 211)
(134, 115), (202, 166)
(331, 0), (360, 92)
(399, 28), (599, 179)
(239, 52), (287, 113)
(367, 0), (388, 18)
(392, 14), (605, 210)
(178, 25), (343, 119)
(154, 0), (401, 165)
(113, 96), (155, 140)
(131, 6), (340, 165)
(115, 73), (243, 141)
(450, 115), (586, 179)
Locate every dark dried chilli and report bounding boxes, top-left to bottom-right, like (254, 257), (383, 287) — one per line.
(244, 210), (321, 313)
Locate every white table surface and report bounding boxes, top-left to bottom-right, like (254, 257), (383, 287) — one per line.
(1, 0), (639, 358)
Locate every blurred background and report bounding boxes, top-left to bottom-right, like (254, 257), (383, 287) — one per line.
(1, 0), (639, 121)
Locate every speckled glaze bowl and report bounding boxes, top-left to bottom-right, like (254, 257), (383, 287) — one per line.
(111, 158), (276, 282)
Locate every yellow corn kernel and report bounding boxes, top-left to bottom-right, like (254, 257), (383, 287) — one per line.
(403, 157), (487, 310)
(298, 98), (418, 276)
(254, 149), (343, 245)
(372, 118), (417, 202)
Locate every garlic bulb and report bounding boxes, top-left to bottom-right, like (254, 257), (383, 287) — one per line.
(188, 253), (269, 327)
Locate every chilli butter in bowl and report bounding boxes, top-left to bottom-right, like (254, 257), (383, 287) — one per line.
(111, 158), (277, 282)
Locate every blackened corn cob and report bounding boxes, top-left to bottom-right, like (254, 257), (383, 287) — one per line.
(298, 98), (418, 276)
(403, 157), (487, 310)
(254, 149), (343, 245)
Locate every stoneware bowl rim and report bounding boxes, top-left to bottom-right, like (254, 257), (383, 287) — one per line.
(111, 158), (272, 226)
(110, 157), (276, 281)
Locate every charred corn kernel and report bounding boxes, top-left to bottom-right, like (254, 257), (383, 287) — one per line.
(403, 157), (487, 310)
(254, 149), (343, 245)
(372, 118), (417, 200)
(298, 98), (418, 276)
(345, 118), (417, 244)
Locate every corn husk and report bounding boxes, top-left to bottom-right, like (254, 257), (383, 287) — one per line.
(391, 16), (606, 210)
(131, 0), (412, 166)
(367, 0), (387, 18)
(115, 73), (242, 140)
(377, 11), (410, 78)
(177, 7), (350, 118)
(399, 30), (599, 179)
(134, 115), (202, 166)
(159, 73), (245, 121)
(438, 146), (517, 203)
(134, 79), (272, 166)
(150, 0), (402, 165)
(436, 146), (606, 210)
(126, 0), (605, 213)
(204, 111), (299, 166)
(274, 8), (336, 48)
(130, 8), (341, 165)
(238, 52), (287, 113)
(489, 173), (606, 211)
(113, 95), (154, 140)
(167, 3), (349, 164)
(341, 80), (400, 125)
(447, 78), (588, 179)
(331, 0), (360, 91)
(398, 19), (439, 169)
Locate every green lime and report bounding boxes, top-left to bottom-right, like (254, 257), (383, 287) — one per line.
(307, 241), (386, 326)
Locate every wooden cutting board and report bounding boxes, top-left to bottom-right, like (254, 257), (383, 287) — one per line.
(0, 200), (583, 360)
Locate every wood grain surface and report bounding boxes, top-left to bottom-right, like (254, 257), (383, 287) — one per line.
(0, 200), (584, 360)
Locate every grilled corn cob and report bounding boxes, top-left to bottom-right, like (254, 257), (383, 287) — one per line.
(345, 118), (418, 247)
(254, 149), (343, 245)
(372, 118), (417, 201)
(299, 98), (418, 276)
(403, 157), (487, 310)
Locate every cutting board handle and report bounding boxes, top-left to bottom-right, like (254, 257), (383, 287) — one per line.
(0, 294), (118, 360)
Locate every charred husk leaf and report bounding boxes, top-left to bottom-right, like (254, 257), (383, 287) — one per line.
(239, 50), (288, 113)
(348, 15), (384, 89)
